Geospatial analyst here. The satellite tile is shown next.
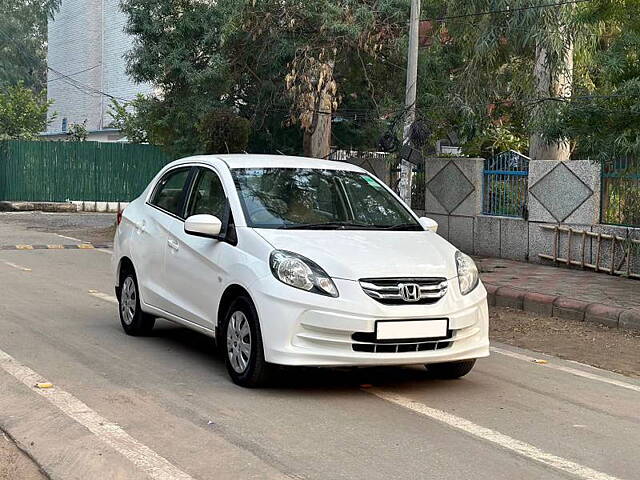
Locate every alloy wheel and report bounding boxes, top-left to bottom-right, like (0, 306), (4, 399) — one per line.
(120, 276), (137, 326)
(227, 311), (252, 374)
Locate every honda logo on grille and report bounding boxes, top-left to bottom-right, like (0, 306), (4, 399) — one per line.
(399, 283), (421, 302)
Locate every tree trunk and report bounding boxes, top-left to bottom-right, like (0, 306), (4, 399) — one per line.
(529, 38), (573, 160)
(303, 61), (334, 159)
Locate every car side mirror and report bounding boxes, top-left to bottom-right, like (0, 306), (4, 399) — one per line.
(418, 217), (438, 233)
(184, 214), (222, 238)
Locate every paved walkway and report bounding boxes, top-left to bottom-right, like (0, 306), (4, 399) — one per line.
(477, 257), (640, 330)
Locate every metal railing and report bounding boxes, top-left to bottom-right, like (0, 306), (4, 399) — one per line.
(328, 149), (394, 185)
(601, 158), (640, 227)
(482, 150), (529, 218)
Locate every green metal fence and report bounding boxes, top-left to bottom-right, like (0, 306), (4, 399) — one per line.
(0, 140), (174, 202)
(601, 158), (640, 227)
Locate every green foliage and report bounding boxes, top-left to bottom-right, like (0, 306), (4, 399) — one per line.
(0, 1), (61, 91)
(108, 97), (153, 144)
(198, 110), (250, 154)
(541, 0), (640, 162)
(0, 84), (54, 140)
(415, 0), (597, 157)
(120, 0), (410, 155)
(602, 163), (640, 226)
(66, 120), (88, 142)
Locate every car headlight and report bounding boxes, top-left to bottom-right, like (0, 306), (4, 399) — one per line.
(269, 250), (339, 297)
(456, 251), (479, 295)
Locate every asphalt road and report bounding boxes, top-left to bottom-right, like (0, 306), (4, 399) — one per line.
(1, 216), (639, 480)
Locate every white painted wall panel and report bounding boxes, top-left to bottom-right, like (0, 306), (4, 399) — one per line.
(46, 0), (152, 138)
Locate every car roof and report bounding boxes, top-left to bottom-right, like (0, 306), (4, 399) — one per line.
(172, 154), (367, 172)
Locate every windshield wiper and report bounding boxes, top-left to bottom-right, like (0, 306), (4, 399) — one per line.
(382, 223), (424, 231)
(280, 221), (377, 230)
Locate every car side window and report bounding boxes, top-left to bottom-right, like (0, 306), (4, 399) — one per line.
(149, 168), (191, 217)
(186, 168), (227, 219)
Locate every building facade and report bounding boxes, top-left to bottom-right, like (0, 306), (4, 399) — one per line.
(45, 0), (152, 142)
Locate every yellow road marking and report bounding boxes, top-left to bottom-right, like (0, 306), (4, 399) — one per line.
(77, 244), (95, 249)
(15, 245), (33, 250)
(46, 244), (64, 249)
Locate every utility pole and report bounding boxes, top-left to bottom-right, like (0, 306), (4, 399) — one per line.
(399, 0), (420, 206)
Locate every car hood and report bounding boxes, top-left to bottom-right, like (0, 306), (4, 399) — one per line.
(254, 229), (458, 281)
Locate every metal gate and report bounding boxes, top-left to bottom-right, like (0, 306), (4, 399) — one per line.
(482, 150), (530, 218)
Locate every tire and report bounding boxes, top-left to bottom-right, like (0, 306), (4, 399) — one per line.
(118, 270), (155, 336)
(426, 359), (476, 379)
(222, 295), (275, 388)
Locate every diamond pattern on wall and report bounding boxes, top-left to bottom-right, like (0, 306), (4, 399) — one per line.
(426, 162), (474, 214)
(529, 162), (593, 222)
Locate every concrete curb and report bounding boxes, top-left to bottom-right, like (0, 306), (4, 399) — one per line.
(0, 201), (78, 213)
(0, 201), (127, 213)
(485, 281), (640, 332)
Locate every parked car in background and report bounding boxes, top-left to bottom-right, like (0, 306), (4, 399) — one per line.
(112, 155), (489, 387)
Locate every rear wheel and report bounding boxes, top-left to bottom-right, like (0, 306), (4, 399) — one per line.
(222, 296), (275, 388)
(118, 271), (155, 336)
(426, 359), (476, 379)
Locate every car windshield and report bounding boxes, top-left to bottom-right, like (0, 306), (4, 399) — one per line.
(231, 168), (421, 230)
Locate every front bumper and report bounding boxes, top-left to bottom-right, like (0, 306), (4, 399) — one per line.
(251, 276), (490, 367)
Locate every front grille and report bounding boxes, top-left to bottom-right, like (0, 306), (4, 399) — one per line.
(360, 278), (448, 305)
(351, 331), (453, 353)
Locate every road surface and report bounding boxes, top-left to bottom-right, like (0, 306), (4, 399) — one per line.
(0, 214), (638, 480)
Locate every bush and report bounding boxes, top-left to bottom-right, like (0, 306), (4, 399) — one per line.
(197, 110), (250, 154)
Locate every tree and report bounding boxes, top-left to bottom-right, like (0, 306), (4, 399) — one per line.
(226, 0), (408, 158)
(108, 96), (153, 144)
(120, 0), (235, 155)
(198, 110), (250, 154)
(436, 0), (592, 159)
(66, 120), (88, 142)
(0, 84), (54, 140)
(0, 1), (61, 91)
(121, 0), (409, 157)
(542, 0), (640, 162)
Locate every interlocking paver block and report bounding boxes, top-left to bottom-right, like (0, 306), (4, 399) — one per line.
(477, 258), (640, 311)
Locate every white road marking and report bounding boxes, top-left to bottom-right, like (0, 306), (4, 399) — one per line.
(1, 261), (32, 272)
(89, 291), (118, 304)
(492, 347), (640, 394)
(0, 348), (195, 480)
(366, 388), (623, 480)
(55, 234), (85, 242)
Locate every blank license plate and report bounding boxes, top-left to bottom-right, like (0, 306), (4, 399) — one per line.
(376, 320), (448, 340)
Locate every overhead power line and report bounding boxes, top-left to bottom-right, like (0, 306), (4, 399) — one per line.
(0, 26), (131, 102)
(47, 64), (102, 84)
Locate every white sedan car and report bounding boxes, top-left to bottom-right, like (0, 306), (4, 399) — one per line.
(113, 155), (489, 387)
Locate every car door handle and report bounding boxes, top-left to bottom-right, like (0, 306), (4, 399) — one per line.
(167, 239), (179, 251)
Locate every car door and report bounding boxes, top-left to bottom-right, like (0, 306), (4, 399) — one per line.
(134, 166), (193, 312)
(164, 166), (232, 328)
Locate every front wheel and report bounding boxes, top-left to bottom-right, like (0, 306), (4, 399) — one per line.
(118, 272), (155, 336)
(425, 359), (476, 379)
(222, 296), (275, 388)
